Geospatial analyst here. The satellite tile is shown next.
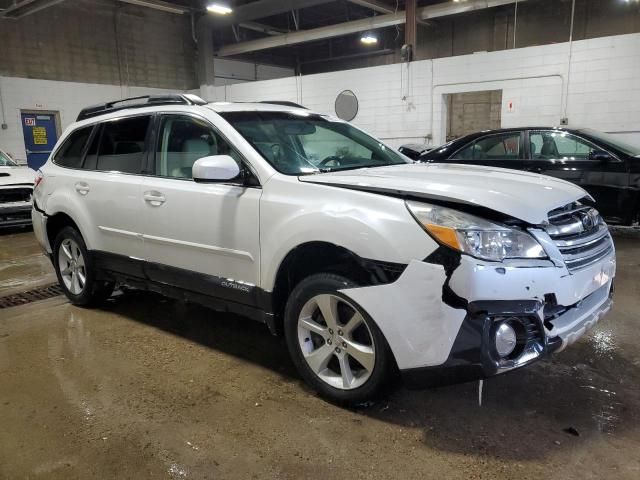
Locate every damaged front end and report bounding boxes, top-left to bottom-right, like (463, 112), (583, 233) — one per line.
(340, 200), (616, 389)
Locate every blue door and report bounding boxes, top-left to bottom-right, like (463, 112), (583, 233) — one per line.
(20, 112), (59, 170)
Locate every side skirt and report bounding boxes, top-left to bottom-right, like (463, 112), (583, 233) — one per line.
(91, 250), (276, 330)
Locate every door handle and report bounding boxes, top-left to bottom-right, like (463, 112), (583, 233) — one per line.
(143, 191), (166, 206)
(26, 149), (52, 154)
(75, 182), (90, 195)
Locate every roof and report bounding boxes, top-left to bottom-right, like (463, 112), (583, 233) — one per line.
(205, 102), (311, 114)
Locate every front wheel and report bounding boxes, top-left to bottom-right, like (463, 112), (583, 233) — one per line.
(284, 273), (393, 404)
(53, 226), (114, 306)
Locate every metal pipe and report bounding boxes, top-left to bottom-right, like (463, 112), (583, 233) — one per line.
(563, 0), (576, 119)
(513, 0), (518, 48)
(347, 0), (395, 14)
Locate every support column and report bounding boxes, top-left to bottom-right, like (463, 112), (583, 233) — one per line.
(405, 0), (416, 58)
(196, 15), (215, 96)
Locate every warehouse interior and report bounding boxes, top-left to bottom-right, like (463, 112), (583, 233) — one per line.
(1, 0), (640, 478)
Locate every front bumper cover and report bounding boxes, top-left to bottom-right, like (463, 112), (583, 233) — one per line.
(401, 283), (613, 389)
(340, 246), (615, 389)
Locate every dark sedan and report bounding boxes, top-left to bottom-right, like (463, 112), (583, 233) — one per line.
(416, 127), (640, 225)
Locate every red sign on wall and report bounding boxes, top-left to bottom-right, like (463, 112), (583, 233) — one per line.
(24, 117), (36, 126)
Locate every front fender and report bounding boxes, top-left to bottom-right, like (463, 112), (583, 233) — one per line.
(259, 177), (437, 291)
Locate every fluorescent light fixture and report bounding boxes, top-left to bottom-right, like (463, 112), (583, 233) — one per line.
(360, 34), (378, 45)
(207, 3), (232, 14)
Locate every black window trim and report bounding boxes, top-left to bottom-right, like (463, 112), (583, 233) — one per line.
(148, 111), (262, 188)
(527, 129), (622, 163)
(449, 131), (525, 161)
(51, 112), (154, 176)
(51, 124), (97, 170)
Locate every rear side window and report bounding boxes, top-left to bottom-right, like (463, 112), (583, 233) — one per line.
(95, 116), (150, 174)
(54, 126), (93, 168)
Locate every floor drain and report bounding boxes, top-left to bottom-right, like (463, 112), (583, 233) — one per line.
(0, 283), (63, 309)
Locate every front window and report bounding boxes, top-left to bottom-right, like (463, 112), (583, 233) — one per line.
(0, 151), (18, 167)
(220, 111), (408, 175)
(154, 115), (243, 179)
(530, 131), (597, 160)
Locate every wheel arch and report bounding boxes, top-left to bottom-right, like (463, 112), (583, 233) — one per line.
(268, 241), (406, 335)
(46, 211), (85, 249)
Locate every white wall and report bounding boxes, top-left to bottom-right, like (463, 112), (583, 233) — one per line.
(0, 77), (177, 163)
(2, 32), (638, 163)
(202, 33), (640, 149)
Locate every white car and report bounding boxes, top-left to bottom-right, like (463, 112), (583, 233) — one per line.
(1, 149), (35, 228)
(31, 94), (616, 403)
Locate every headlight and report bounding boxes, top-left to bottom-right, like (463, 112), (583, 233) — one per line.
(406, 201), (546, 262)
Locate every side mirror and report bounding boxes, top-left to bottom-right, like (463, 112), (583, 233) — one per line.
(589, 150), (613, 162)
(193, 155), (240, 183)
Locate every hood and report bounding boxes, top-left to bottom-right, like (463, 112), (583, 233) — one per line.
(299, 163), (589, 224)
(0, 166), (36, 186)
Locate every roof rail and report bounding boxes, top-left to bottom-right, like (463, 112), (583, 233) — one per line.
(259, 100), (307, 109)
(76, 93), (208, 121)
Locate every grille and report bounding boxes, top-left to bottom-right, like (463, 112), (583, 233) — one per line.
(0, 284), (63, 309)
(0, 187), (32, 203)
(546, 202), (613, 273)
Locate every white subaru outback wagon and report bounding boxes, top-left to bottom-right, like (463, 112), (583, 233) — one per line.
(32, 94), (616, 404)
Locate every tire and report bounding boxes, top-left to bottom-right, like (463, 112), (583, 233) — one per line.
(284, 273), (393, 405)
(53, 226), (114, 306)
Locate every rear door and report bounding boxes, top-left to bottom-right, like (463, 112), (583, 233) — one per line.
(527, 130), (626, 219)
(446, 131), (526, 170)
(140, 113), (261, 303)
(65, 115), (150, 263)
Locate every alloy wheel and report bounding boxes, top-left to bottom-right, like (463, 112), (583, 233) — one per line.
(297, 294), (376, 390)
(58, 238), (86, 295)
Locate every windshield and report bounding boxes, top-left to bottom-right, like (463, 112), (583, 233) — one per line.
(579, 129), (640, 157)
(0, 151), (18, 167)
(220, 111), (409, 175)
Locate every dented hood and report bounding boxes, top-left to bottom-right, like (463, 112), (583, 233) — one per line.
(300, 163), (589, 224)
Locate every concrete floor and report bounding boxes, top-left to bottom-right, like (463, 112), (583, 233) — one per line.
(0, 230), (639, 479)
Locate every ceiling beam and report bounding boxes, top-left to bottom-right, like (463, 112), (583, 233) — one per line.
(207, 0), (335, 26)
(217, 0), (527, 57)
(117, 0), (189, 14)
(239, 21), (288, 36)
(1, 0), (66, 18)
(347, 0), (395, 14)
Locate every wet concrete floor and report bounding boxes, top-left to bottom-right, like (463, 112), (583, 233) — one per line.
(0, 230), (639, 479)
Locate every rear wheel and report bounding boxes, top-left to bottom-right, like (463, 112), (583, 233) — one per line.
(53, 226), (114, 306)
(284, 273), (392, 404)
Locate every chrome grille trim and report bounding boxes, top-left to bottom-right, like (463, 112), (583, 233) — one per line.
(545, 203), (613, 273)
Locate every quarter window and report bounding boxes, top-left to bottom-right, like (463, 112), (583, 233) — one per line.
(530, 131), (596, 160)
(54, 126), (94, 168)
(452, 133), (520, 161)
(95, 116), (150, 174)
(154, 115), (241, 179)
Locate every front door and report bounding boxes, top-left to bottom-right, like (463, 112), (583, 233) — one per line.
(21, 111), (59, 170)
(526, 130), (627, 221)
(140, 113), (261, 306)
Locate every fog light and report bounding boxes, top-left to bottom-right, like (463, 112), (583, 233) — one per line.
(495, 322), (517, 357)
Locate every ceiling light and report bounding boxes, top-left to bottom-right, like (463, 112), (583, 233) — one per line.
(207, 3), (232, 14)
(360, 34), (378, 45)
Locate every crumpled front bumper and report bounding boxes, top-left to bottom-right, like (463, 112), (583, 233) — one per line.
(340, 246), (615, 389)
